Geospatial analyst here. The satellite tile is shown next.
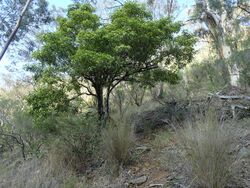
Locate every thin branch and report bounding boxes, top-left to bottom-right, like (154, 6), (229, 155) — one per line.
(107, 5), (121, 9)
(238, 5), (250, 14)
(68, 93), (83, 101)
(114, 0), (123, 6)
(109, 63), (158, 93)
(79, 83), (97, 97)
(183, 17), (201, 25)
(106, 0), (123, 10)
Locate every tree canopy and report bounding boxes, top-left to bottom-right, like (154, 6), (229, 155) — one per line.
(27, 2), (195, 123)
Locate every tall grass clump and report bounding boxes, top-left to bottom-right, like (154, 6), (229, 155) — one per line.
(177, 112), (236, 188)
(102, 122), (134, 174)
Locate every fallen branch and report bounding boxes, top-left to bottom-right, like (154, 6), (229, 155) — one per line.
(208, 93), (250, 100)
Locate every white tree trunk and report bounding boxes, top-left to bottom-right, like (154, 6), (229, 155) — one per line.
(222, 43), (240, 87)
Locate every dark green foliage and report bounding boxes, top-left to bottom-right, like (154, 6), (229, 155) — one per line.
(26, 84), (70, 130)
(28, 2), (195, 121)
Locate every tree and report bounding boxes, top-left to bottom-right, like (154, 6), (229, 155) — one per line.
(27, 2), (195, 122)
(0, 0), (51, 61)
(191, 0), (250, 87)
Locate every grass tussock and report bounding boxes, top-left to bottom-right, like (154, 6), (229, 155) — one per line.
(177, 112), (236, 188)
(102, 122), (134, 174)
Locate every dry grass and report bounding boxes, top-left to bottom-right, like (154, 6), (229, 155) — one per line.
(47, 139), (84, 173)
(0, 156), (88, 188)
(102, 122), (134, 174)
(177, 112), (237, 188)
(152, 130), (172, 151)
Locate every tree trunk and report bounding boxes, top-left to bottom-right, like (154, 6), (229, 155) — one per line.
(104, 89), (111, 121)
(95, 86), (104, 120)
(221, 45), (240, 87)
(198, 1), (240, 88)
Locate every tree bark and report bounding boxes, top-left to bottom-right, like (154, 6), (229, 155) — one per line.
(95, 86), (104, 120)
(197, 1), (240, 87)
(104, 89), (111, 121)
(0, 0), (32, 61)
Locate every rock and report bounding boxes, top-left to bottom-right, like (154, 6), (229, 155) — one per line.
(135, 146), (151, 153)
(129, 175), (148, 185)
(238, 147), (249, 158)
(149, 183), (164, 187)
(131, 101), (190, 134)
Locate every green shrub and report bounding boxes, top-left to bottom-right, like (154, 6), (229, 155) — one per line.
(177, 113), (236, 188)
(49, 113), (100, 172)
(102, 122), (134, 174)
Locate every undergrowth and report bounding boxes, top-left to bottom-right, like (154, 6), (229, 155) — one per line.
(177, 112), (237, 188)
(102, 122), (134, 175)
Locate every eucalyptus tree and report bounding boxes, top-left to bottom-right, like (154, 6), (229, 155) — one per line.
(0, 0), (51, 61)
(191, 0), (250, 87)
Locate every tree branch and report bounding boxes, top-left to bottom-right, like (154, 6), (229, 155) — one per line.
(79, 83), (97, 97)
(238, 5), (250, 14)
(114, 0), (123, 6)
(0, 0), (32, 61)
(109, 63), (158, 93)
(0, 132), (26, 159)
(106, 0), (123, 10)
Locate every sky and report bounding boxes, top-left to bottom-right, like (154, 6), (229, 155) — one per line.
(48, 0), (72, 8)
(46, 0), (195, 19)
(47, 0), (195, 8)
